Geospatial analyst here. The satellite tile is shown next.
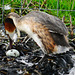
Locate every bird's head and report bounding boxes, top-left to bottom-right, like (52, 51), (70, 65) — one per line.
(6, 12), (20, 20)
(4, 13), (20, 49)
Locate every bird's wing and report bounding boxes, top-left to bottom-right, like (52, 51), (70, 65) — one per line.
(22, 11), (68, 35)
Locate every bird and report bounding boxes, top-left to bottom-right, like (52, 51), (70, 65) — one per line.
(4, 14), (20, 49)
(4, 11), (72, 54)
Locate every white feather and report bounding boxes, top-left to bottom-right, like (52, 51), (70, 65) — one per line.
(53, 45), (70, 54)
(6, 30), (17, 42)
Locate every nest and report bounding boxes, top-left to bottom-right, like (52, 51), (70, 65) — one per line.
(0, 38), (75, 75)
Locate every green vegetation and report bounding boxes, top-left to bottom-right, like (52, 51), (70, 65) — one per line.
(0, 0), (75, 26)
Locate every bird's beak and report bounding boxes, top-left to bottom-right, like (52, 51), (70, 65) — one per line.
(7, 34), (13, 49)
(6, 31), (17, 49)
(9, 37), (13, 49)
(9, 33), (17, 49)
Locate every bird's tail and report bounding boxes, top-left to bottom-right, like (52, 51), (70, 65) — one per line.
(51, 33), (73, 54)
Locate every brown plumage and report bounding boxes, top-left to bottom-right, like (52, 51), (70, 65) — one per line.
(4, 19), (16, 33)
(29, 22), (57, 53)
(5, 11), (71, 54)
(4, 16), (19, 49)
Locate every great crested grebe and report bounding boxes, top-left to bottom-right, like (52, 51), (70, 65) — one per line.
(4, 11), (72, 54)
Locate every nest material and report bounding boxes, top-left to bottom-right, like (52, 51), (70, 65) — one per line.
(0, 39), (75, 75)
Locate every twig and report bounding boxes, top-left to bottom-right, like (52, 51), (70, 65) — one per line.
(41, 0), (47, 8)
(31, 2), (37, 9)
(22, 0), (26, 8)
(0, 37), (25, 39)
(22, 0), (32, 14)
(71, 1), (74, 10)
(34, 70), (42, 75)
(6, 0), (14, 5)
(69, 38), (75, 41)
(32, 48), (41, 52)
(26, 0), (32, 9)
(62, 16), (65, 23)
(70, 15), (73, 38)
(22, 35), (30, 43)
